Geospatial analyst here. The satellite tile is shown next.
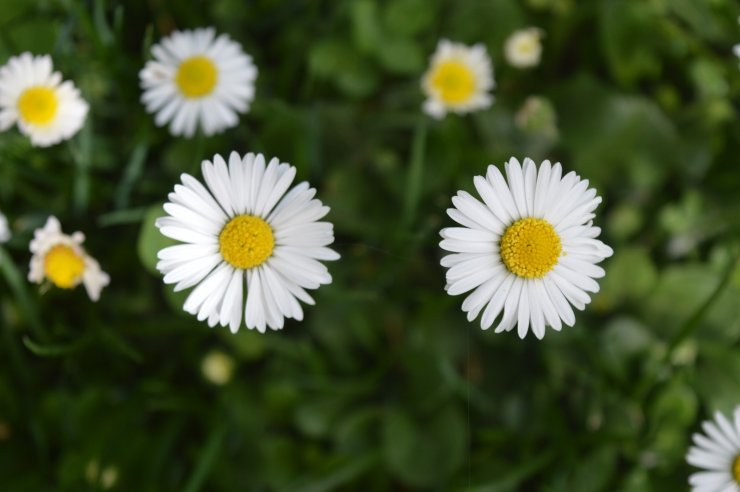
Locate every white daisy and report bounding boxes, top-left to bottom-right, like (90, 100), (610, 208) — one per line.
(439, 157), (613, 339)
(0, 53), (88, 147)
(504, 28), (544, 69)
(686, 407), (740, 492)
(140, 27), (257, 138)
(0, 211), (10, 243)
(156, 151), (339, 333)
(421, 39), (494, 119)
(28, 216), (110, 301)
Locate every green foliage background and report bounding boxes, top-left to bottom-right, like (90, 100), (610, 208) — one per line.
(0, 0), (739, 490)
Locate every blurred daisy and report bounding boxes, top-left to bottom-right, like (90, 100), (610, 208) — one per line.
(140, 27), (257, 138)
(504, 28), (544, 69)
(421, 39), (494, 119)
(156, 151), (339, 333)
(28, 216), (109, 301)
(201, 350), (235, 385)
(439, 157), (613, 339)
(686, 407), (740, 491)
(0, 53), (88, 147)
(0, 211), (10, 243)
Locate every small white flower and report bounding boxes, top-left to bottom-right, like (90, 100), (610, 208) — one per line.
(140, 27), (257, 138)
(156, 151), (339, 333)
(0, 211), (10, 243)
(0, 53), (88, 147)
(201, 350), (235, 385)
(504, 28), (544, 69)
(734, 44), (740, 66)
(421, 39), (494, 119)
(439, 157), (613, 339)
(686, 407), (740, 492)
(28, 216), (109, 301)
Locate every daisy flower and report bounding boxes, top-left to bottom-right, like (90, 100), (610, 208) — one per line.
(439, 157), (613, 339)
(156, 151), (339, 333)
(421, 39), (494, 119)
(28, 216), (109, 301)
(0, 53), (88, 147)
(140, 27), (257, 138)
(0, 211), (10, 243)
(686, 407), (740, 492)
(504, 28), (544, 69)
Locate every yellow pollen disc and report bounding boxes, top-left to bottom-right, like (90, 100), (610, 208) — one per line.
(219, 215), (275, 270)
(430, 60), (476, 104)
(733, 455), (740, 484)
(44, 244), (85, 289)
(175, 56), (218, 98)
(500, 217), (561, 279)
(18, 86), (59, 125)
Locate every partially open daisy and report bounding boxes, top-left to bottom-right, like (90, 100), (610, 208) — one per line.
(0, 211), (9, 243)
(140, 27), (257, 138)
(28, 216), (109, 301)
(0, 53), (88, 147)
(421, 39), (494, 119)
(156, 151), (339, 333)
(504, 28), (544, 69)
(439, 157), (613, 339)
(687, 407), (740, 492)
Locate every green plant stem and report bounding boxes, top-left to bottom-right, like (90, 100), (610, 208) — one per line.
(401, 117), (428, 228)
(664, 250), (739, 360)
(183, 423), (228, 492)
(0, 247), (46, 341)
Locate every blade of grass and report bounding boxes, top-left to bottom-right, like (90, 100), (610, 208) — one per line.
(182, 423), (228, 492)
(400, 116), (428, 228)
(70, 120), (93, 216)
(115, 139), (149, 209)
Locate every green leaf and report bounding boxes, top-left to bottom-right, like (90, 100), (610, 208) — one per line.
(382, 404), (467, 488)
(376, 38), (424, 75)
(137, 204), (175, 275)
(383, 0), (436, 37)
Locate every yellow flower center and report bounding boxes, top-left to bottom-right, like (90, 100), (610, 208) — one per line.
(733, 455), (740, 484)
(175, 56), (218, 98)
(44, 244), (85, 289)
(18, 86), (59, 125)
(500, 217), (561, 279)
(219, 215), (275, 270)
(516, 37), (538, 55)
(429, 60), (476, 104)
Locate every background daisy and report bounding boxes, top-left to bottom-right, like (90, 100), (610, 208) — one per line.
(157, 151), (339, 332)
(439, 157), (613, 339)
(687, 407), (740, 492)
(28, 216), (109, 301)
(140, 27), (257, 138)
(0, 52), (88, 147)
(504, 27), (544, 69)
(420, 39), (494, 119)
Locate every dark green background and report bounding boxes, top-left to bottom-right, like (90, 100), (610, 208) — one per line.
(0, 0), (739, 490)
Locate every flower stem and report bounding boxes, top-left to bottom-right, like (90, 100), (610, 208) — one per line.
(664, 250), (739, 360)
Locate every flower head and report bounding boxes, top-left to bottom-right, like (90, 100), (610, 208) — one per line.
(156, 151), (339, 333)
(0, 211), (10, 243)
(504, 28), (544, 69)
(28, 216), (109, 301)
(687, 407), (740, 491)
(0, 53), (88, 147)
(439, 157), (613, 339)
(140, 27), (257, 138)
(421, 39), (494, 119)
